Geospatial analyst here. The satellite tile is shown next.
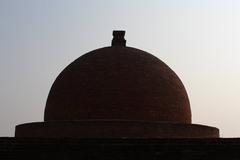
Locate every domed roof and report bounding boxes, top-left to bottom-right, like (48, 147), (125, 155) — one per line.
(44, 31), (191, 123)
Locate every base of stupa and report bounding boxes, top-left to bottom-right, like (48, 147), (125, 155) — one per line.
(15, 120), (219, 138)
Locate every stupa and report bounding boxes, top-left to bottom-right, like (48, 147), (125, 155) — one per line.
(15, 31), (219, 138)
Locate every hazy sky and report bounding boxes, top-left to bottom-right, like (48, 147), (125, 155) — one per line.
(1, 0), (240, 137)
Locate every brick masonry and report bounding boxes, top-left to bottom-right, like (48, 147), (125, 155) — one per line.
(1, 138), (240, 160)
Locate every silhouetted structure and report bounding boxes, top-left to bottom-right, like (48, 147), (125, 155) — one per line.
(1, 31), (240, 159)
(15, 31), (218, 138)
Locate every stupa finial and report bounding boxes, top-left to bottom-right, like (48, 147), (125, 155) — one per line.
(111, 30), (126, 46)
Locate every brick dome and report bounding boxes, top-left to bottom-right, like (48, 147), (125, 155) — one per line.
(16, 31), (219, 138)
(44, 32), (191, 124)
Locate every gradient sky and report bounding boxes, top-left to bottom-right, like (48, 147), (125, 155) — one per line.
(1, 0), (240, 137)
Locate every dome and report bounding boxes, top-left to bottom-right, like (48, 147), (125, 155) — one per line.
(44, 32), (191, 124)
(15, 31), (219, 138)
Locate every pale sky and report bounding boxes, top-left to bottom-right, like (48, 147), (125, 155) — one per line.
(1, 0), (240, 137)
